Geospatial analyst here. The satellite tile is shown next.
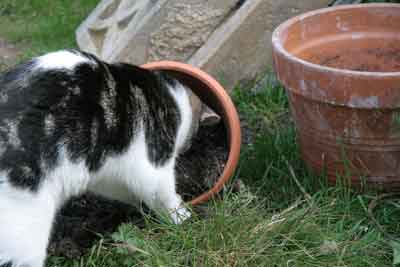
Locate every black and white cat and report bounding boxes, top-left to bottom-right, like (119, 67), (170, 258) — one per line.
(0, 50), (194, 267)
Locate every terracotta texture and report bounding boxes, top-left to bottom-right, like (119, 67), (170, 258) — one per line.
(272, 4), (400, 188)
(142, 61), (241, 205)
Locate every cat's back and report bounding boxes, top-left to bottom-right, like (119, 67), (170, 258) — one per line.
(0, 50), (99, 115)
(0, 50), (102, 191)
(0, 50), (101, 151)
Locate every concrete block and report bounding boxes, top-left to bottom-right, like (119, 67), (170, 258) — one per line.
(189, 0), (332, 90)
(76, 0), (237, 63)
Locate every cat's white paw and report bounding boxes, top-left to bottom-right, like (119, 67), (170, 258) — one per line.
(169, 206), (191, 224)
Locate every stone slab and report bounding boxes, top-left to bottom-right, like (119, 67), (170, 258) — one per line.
(188, 0), (333, 90)
(76, 0), (238, 64)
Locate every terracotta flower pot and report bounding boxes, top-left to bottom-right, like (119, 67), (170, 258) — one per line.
(272, 4), (400, 188)
(141, 61), (241, 204)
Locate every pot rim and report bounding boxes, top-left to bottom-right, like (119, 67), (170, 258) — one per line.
(141, 61), (241, 206)
(272, 3), (400, 78)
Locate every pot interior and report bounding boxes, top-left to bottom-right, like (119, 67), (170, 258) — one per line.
(279, 4), (400, 72)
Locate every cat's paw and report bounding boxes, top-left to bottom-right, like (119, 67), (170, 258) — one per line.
(169, 206), (191, 224)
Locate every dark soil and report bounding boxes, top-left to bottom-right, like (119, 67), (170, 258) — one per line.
(49, 122), (229, 258)
(310, 47), (400, 72)
(176, 122), (228, 201)
(49, 194), (144, 258)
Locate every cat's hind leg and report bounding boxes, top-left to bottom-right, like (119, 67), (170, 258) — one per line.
(0, 185), (57, 267)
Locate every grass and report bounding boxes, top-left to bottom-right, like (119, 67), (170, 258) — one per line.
(0, 0), (99, 59)
(45, 80), (396, 265)
(0, 0), (399, 266)
(46, 85), (399, 266)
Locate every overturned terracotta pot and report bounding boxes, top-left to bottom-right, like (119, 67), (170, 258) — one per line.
(142, 61), (241, 204)
(272, 4), (400, 188)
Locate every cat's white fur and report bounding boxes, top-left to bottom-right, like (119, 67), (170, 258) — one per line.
(0, 51), (192, 267)
(35, 50), (93, 70)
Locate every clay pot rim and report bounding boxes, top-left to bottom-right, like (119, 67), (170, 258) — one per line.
(272, 3), (400, 78)
(141, 61), (241, 206)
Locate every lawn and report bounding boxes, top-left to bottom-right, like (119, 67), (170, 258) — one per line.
(0, 0), (399, 266)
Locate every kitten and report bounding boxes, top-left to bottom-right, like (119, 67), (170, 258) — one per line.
(0, 50), (193, 267)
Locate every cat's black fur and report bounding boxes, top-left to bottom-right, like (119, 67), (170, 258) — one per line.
(0, 50), (180, 192)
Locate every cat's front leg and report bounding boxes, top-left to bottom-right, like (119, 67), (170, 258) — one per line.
(153, 168), (191, 225)
(128, 163), (191, 225)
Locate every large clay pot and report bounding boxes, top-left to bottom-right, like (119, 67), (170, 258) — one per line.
(272, 4), (400, 188)
(142, 61), (242, 204)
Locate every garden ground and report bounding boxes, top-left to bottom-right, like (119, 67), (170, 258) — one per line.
(0, 0), (399, 266)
